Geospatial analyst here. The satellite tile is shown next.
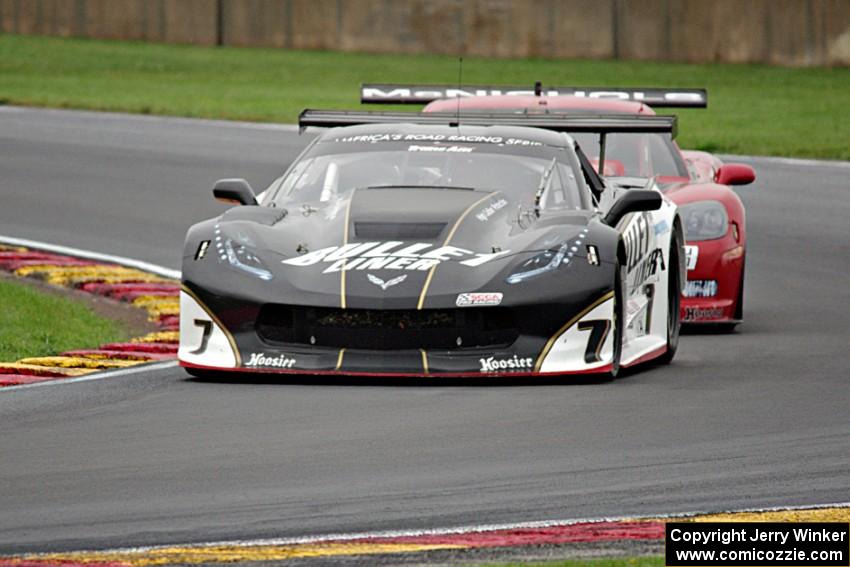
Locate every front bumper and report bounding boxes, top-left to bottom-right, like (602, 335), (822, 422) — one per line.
(178, 284), (616, 377)
(681, 237), (744, 324)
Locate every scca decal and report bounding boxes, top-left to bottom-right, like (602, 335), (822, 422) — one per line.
(456, 292), (503, 306)
(282, 241), (510, 274)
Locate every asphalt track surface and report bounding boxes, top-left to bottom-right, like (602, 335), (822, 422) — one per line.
(0, 107), (848, 553)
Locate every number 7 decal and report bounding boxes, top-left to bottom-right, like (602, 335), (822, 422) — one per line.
(577, 320), (611, 363)
(190, 319), (212, 354)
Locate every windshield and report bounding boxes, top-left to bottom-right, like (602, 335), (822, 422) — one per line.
(571, 132), (688, 179)
(270, 136), (591, 211)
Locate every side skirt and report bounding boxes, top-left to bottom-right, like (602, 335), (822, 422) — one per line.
(620, 339), (668, 368)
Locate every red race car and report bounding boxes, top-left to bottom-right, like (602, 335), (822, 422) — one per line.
(361, 83), (756, 330)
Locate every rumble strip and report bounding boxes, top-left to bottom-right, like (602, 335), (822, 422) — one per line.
(0, 505), (845, 566)
(0, 239), (180, 388)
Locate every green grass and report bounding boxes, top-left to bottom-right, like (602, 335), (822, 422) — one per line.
(1, 34), (848, 159)
(0, 277), (128, 361)
(482, 557), (664, 567)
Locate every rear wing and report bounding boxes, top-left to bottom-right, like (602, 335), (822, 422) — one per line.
(360, 83), (707, 108)
(298, 109), (677, 174)
(298, 109), (676, 135)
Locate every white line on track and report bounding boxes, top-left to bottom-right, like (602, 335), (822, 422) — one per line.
(32, 501), (849, 554)
(0, 360), (179, 393)
(0, 234), (181, 279)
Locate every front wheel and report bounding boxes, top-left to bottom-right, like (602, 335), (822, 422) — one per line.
(659, 233), (682, 364)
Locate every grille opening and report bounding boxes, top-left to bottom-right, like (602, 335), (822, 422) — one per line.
(354, 222), (446, 240)
(256, 304), (518, 350)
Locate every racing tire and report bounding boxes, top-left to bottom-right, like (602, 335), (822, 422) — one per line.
(658, 233), (682, 364)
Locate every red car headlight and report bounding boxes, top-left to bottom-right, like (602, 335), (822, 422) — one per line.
(679, 200), (728, 241)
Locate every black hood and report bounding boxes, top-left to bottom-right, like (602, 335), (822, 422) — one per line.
(203, 187), (602, 309)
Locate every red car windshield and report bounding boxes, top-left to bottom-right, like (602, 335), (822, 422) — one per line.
(426, 100), (690, 180)
(569, 132), (688, 179)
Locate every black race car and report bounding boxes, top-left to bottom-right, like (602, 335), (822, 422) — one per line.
(179, 111), (685, 378)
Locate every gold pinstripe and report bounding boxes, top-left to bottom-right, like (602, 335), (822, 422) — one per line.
(181, 284), (242, 367)
(533, 291), (614, 372)
(416, 192), (498, 310)
(340, 197), (353, 309)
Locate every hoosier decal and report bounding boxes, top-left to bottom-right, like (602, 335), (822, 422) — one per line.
(245, 353), (296, 368)
(479, 355), (534, 373)
(282, 241), (510, 274)
(683, 306), (725, 321)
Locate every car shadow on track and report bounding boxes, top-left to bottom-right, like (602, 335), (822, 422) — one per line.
(681, 323), (739, 335)
(183, 371), (628, 388)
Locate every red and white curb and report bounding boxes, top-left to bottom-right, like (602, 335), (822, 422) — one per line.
(0, 503), (846, 566)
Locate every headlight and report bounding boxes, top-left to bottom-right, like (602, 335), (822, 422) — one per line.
(506, 243), (569, 285)
(679, 200), (728, 241)
(221, 237), (273, 280)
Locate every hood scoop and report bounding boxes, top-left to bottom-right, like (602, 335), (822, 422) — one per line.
(349, 187), (495, 242)
(354, 222), (447, 240)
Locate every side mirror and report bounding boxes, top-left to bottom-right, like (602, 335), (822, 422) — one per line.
(213, 179), (258, 206)
(716, 163), (755, 186)
(603, 190), (662, 226)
